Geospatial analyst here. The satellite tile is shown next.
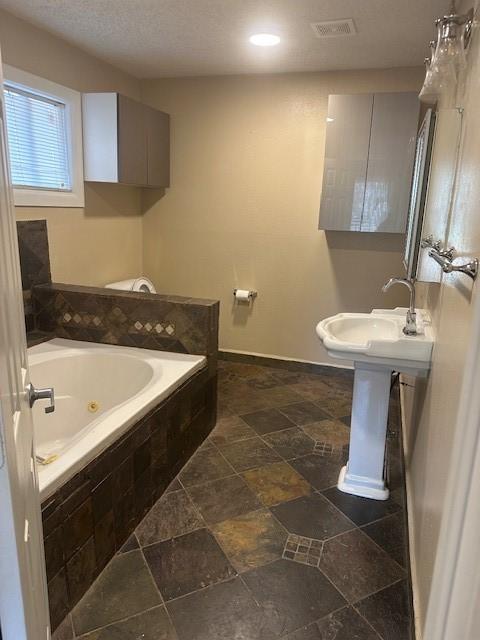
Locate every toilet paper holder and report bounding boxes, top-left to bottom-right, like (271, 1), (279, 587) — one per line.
(233, 288), (257, 302)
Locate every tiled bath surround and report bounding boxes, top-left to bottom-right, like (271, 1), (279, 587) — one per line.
(33, 283), (219, 373)
(16, 220), (52, 333)
(43, 366), (217, 629)
(33, 282), (219, 630)
(16, 219), (220, 631)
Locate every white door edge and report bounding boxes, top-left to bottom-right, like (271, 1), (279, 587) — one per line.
(423, 280), (480, 640)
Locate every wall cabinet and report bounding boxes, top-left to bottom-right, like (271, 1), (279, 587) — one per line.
(82, 93), (170, 188)
(319, 92), (419, 233)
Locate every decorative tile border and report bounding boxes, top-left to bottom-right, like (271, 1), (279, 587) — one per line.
(33, 283), (219, 372)
(60, 310), (176, 337)
(282, 533), (323, 567)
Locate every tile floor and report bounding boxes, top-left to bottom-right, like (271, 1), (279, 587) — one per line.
(54, 359), (412, 640)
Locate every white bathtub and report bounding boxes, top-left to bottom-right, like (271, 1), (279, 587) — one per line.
(28, 338), (206, 500)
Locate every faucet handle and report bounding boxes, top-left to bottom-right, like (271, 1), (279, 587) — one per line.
(27, 383), (55, 414)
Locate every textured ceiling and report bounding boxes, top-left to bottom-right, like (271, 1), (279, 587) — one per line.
(0, 0), (448, 78)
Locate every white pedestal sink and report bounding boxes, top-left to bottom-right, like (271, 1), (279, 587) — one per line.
(316, 308), (434, 500)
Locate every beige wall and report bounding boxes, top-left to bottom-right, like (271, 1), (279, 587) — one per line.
(0, 9), (144, 286)
(141, 69), (423, 362)
(401, 9), (480, 632)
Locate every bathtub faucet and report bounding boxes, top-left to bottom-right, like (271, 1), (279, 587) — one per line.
(27, 383), (55, 414)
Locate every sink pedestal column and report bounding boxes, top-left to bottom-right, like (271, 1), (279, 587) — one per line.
(338, 362), (392, 500)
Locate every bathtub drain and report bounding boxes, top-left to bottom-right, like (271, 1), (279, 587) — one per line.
(88, 401), (100, 413)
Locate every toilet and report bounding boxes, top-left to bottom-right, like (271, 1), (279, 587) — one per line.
(105, 277), (157, 294)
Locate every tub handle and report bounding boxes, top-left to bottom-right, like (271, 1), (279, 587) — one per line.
(27, 383), (55, 414)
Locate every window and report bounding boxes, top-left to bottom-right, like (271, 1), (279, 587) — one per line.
(3, 65), (84, 207)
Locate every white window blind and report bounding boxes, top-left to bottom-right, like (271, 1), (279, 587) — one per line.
(4, 84), (72, 192)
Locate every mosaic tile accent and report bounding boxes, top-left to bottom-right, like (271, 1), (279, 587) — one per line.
(33, 283), (219, 371)
(282, 533), (323, 568)
(60, 311), (176, 337)
(314, 441), (349, 458)
(313, 441), (334, 456)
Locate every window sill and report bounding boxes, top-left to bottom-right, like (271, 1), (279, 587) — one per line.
(13, 187), (85, 208)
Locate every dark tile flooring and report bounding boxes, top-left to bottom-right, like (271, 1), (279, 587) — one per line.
(54, 359), (413, 640)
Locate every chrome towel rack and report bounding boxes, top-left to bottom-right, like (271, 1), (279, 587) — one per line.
(421, 235), (478, 281)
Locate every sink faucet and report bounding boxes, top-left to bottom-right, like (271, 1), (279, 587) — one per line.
(382, 277), (417, 336)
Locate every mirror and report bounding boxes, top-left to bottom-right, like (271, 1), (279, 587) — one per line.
(403, 109), (436, 279)
(415, 108), (463, 283)
(405, 108), (464, 283)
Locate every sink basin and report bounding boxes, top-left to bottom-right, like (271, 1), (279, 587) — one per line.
(316, 308), (434, 371)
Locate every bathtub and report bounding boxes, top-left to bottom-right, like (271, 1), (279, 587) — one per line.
(28, 338), (206, 500)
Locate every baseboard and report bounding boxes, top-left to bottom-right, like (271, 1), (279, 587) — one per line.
(219, 348), (353, 374)
(400, 376), (423, 640)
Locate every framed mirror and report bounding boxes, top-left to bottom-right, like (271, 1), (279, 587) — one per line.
(404, 108), (436, 279)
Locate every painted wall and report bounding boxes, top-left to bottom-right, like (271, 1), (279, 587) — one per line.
(141, 69), (423, 362)
(0, 9), (144, 286)
(401, 6), (480, 632)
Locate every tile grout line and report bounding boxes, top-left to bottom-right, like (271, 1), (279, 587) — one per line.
(311, 493), (408, 573)
(350, 605), (388, 640)
(137, 543), (241, 624)
(350, 577), (407, 640)
(69, 545), (150, 638)
(75, 602), (168, 639)
(162, 573), (239, 607)
(349, 604), (385, 640)
(349, 521), (408, 575)
(276, 604), (364, 640)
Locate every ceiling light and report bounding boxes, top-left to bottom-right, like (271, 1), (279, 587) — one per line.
(249, 33), (280, 47)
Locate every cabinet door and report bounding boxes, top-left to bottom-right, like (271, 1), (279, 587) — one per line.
(146, 106), (170, 187)
(319, 94), (373, 231)
(117, 94), (147, 186)
(362, 92), (419, 233)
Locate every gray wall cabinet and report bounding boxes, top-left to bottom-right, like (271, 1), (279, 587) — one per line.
(83, 93), (170, 188)
(319, 92), (419, 233)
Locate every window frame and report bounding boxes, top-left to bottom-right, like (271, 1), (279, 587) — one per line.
(3, 65), (84, 208)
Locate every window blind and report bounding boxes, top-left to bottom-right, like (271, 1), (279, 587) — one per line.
(4, 84), (72, 191)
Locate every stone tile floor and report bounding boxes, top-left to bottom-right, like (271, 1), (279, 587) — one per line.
(54, 359), (412, 640)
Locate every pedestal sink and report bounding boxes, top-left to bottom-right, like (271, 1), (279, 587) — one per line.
(316, 308), (434, 500)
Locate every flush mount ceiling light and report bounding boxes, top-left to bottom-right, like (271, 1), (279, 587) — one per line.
(249, 33), (280, 47)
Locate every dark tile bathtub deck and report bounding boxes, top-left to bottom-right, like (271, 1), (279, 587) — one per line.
(54, 360), (413, 640)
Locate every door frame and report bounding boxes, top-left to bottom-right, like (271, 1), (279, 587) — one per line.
(0, 47), (50, 639)
(423, 280), (480, 640)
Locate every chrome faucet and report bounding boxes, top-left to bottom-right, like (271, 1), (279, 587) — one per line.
(382, 277), (417, 336)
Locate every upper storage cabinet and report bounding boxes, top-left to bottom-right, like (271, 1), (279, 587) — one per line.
(319, 94), (373, 232)
(82, 93), (170, 188)
(319, 92), (419, 233)
(145, 105), (170, 187)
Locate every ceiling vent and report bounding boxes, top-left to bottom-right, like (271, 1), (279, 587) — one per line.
(311, 19), (356, 38)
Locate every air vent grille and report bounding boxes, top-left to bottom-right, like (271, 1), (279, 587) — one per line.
(311, 19), (356, 38)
